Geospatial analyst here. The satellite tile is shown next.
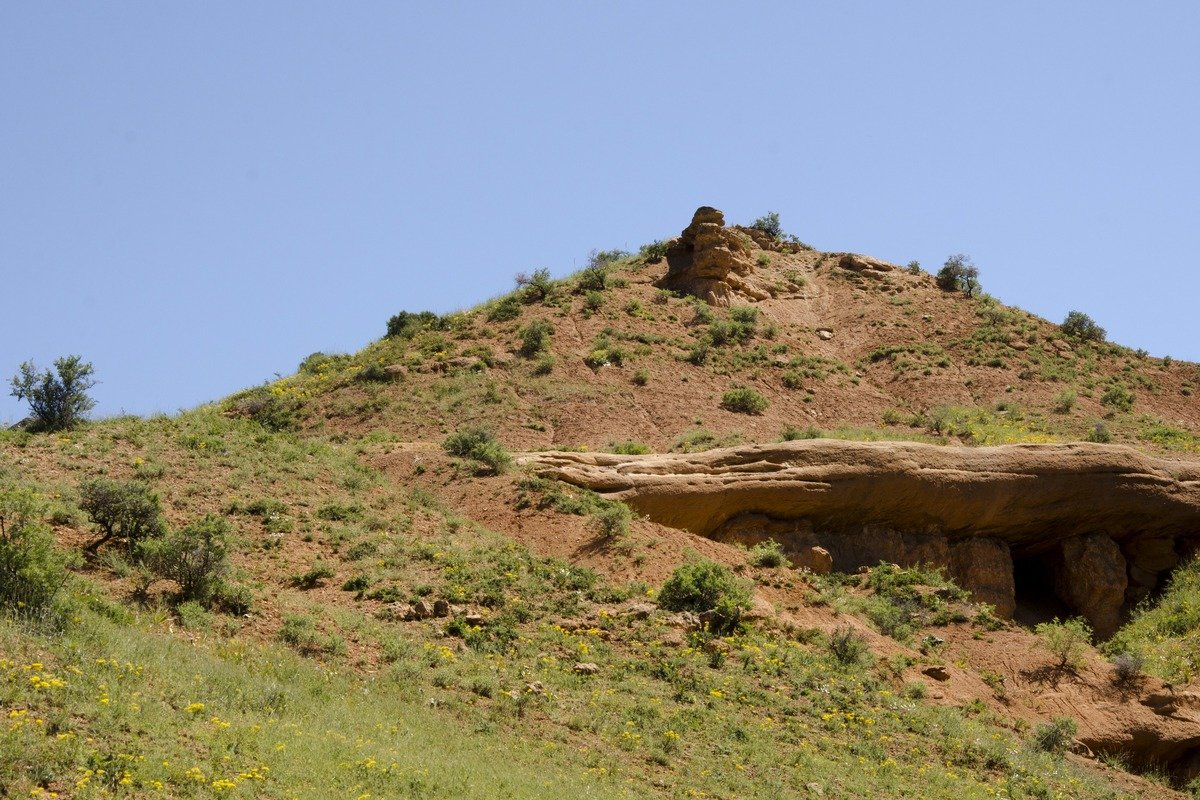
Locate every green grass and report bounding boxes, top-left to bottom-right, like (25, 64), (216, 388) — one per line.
(1106, 558), (1200, 683)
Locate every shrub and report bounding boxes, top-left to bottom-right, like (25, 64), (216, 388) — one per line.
(608, 440), (651, 455)
(828, 625), (869, 666)
(748, 540), (787, 568)
(1031, 717), (1078, 755)
(659, 560), (751, 635)
(1086, 422), (1112, 443)
(386, 310), (447, 339)
(79, 478), (165, 553)
(291, 561), (336, 589)
(632, 368), (650, 386)
(298, 352), (349, 374)
(532, 355), (555, 376)
(0, 485), (72, 614)
(1110, 651), (1145, 686)
(591, 503), (633, 539)
(935, 254), (981, 297)
(443, 427), (512, 474)
(749, 212), (783, 240)
(1035, 617), (1092, 671)
(583, 291), (605, 312)
(518, 319), (554, 357)
(145, 514), (231, 604)
(225, 387), (302, 432)
(781, 370), (803, 389)
(1061, 311), (1105, 342)
(639, 240), (669, 262)
(516, 268), (554, 303)
(487, 295), (522, 322)
(721, 386), (769, 415)
(1052, 388), (1077, 414)
(9, 355), (96, 432)
(1100, 384), (1135, 412)
(906, 260), (922, 274)
(781, 424), (821, 441)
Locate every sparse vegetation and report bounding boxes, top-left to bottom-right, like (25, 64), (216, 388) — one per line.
(518, 318), (554, 356)
(0, 484), (72, 614)
(79, 478), (165, 553)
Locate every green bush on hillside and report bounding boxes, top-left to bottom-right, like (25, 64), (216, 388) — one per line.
(0, 485), (72, 615)
(1060, 310), (1105, 342)
(1100, 384), (1135, 413)
(658, 559), (751, 635)
(935, 254), (981, 297)
(386, 310), (448, 339)
(143, 514), (232, 605)
(518, 319), (554, 357)
(79, 478), (165, 553)
(443, 427), (512, 474)
(1034, 617), (1092, 671)
(721, 385), (769, 415)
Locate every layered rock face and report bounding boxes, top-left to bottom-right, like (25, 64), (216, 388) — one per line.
(520, 440), (1200, 636)
(657, 206), (775, 306)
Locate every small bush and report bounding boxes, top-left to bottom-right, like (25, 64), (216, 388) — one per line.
(225, 387), (302, 432)
(9, 355), (96, 432)
(516, 268), (554, 303)
(298, 352), (350, 374)
(748, 540), (786, 568)
(658, 559), (751, 635)
(632, 368), (650, 386)
(906, 261), (922, 274)
(79, 478), (165, 553)
(487, 295), (522, 322)
(721, 386), (769, 415)
(781, 424), (821, 441)
(145, 514), (231, 604)
(828, 625), (869, 666)
(443, 427), (512, 474)
(749, 212), (783, 240)
(591, 503), (633, 539)
(935, 254), (981, 297)
(518, 319), (554, 357)
(1100, 384), (1135, 413)
(1035, 617), (1092, 671)
(1031, 717), (1078, 755)
(608, 440), (650, 455)
(1086, 422), (1113, 443)
(291, 561), (336, 589)
(640, 240), (669, 262)
(1061, 311), (1105, 342)
(0, 485), (72, 614)
(1052, 388), (1077, 414)
(781, 370), (803, 389)
(386, 310), (447, 339)
(1110, 651), (1145, 686)
(532, 355), (555, 376)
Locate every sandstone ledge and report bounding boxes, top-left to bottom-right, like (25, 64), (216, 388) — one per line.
(520, 440), (1200, 633)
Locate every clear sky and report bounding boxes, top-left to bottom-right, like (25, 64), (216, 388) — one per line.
(2, 3), (1198, 423)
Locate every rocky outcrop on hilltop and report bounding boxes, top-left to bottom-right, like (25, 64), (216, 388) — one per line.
(657, 206), (775, 306)
(520, 440), (1200, 636)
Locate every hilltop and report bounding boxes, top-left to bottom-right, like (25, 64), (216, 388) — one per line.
(2, 206), (1200, 799)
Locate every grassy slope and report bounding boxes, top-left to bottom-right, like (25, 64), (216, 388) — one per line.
(4, 239), (1200, 798)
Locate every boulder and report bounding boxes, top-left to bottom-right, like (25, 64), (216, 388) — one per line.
(790, 545), (833, 575)
(838, 253), (897, 276)
(1054, 534), (1128, 638)
(949, 538), (1016, 618)
(657, 206), (774, 306)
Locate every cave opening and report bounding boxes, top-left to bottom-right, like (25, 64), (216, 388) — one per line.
(1011, 549), (1072, 628)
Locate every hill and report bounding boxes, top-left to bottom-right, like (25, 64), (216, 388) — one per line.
(2, 206), (1199, 799)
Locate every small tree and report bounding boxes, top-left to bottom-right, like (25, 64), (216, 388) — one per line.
(145, 514), (231, 604)
(1061, 311), (1105, 342)
(935, 254), (981, 297)
(0, 485), (72, 614)
(750, 212), (783, 240)
(1035, 617), (1092, 671)
(10, 355), (96, 432)
(443, 427), (512, 474)
(79, 478), (165, 553)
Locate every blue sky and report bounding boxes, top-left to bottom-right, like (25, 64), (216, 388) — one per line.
(2, 3), (1197, 422)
